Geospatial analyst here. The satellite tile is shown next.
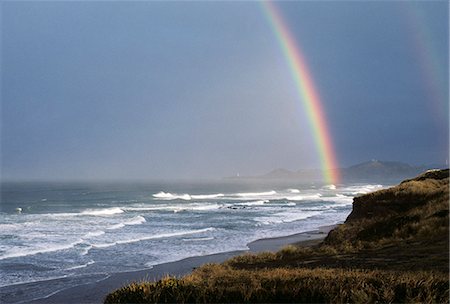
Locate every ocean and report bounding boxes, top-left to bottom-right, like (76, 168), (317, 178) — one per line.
(0, 180), (384, 302)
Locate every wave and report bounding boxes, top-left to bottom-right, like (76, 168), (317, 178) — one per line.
(287, 189), (300, 193)
(65, 260), (95, 271)
(173, 204), (221, 213)
(125, 204), (221, 213)
(330, 194), (353, 205)
(106, 216), (146, 230)
(0, 239), (84, 260)
(78, 244), (93, 256)
(235, 200), (268, 207)
(153, 192), (225, 201)
(106, 223), (125, 230)
(153, 190), (278, 201)
(323, 184), (336, 190)
(286, 194), (322, 201)
(256, 211), (321, 225)
(284, 202), (297, 207)
(342, 184), (384, 196)
(41, 207), (125, 217)
(91, 227), (215, 249)
(80, 207), (124, 216)
(83, 230), (105, 238)
(124, 215), (146, 225)
(153, 192), (192, 200)
(236, 191), (277, 197)
(191, 194), (224, 199)
(182, 236), (215, 242)
(0, 223), (24, 231)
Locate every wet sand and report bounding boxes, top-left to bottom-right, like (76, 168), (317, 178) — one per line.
(3, 225), (335, 304)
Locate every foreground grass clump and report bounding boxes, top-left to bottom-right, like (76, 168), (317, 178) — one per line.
(105, 265), (448, 303)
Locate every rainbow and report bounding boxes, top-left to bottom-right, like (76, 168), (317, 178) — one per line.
(403, 3), (448, 124)
(261, 1), (340, 185)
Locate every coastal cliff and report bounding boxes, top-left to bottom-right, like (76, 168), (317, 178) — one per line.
(325, 169), (448, 253)
(347, 169), (448, 221)
(105, 170), (449, 303)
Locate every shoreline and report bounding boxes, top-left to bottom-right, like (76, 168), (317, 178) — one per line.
(3, 225), (336, 304)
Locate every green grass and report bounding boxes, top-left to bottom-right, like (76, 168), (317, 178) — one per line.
(104, 169), (449, 303)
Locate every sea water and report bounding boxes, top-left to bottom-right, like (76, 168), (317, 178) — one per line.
(0, 180), (384, 302)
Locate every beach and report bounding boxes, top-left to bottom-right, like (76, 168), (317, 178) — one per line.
(3, 226), (334, 304)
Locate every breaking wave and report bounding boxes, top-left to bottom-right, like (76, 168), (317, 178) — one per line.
(91, 227), (216, 249)
(106, 216), (146, 230)
(0, 239), (84, 260)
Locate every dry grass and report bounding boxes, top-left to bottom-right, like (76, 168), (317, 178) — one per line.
(105, 265), (449, 303)
(324, 169), (449, 252)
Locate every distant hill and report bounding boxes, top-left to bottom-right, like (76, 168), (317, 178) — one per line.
(231, 160), (442, 184)
(262, 168), (299, 179)
(340, 160), (426, 183)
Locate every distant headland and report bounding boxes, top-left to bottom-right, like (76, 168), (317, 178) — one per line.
(227, 160), (447, 183)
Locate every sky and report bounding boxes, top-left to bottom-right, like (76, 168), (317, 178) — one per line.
(1, 1), (448, 181)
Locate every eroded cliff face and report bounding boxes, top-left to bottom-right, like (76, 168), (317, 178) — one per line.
(346, 169), (449, 222)
(324, 169), (449, 248)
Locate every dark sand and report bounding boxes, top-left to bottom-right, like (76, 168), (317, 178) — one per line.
(2, 225), (335, 304)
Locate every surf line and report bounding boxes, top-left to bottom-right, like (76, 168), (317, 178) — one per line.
(261, 1), (340, 185)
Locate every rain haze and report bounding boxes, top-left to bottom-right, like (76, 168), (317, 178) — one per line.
(1, 1), (448, 181)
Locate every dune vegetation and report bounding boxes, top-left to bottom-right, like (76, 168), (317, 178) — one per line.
(105, 169), (449, 303)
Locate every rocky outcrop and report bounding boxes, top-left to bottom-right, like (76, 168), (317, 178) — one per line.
(346, 169), (449, 222)
(324, 169), (449, 248)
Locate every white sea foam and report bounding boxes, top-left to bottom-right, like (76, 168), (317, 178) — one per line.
(235, 200), (268, 207)
(153, 192), (225, 201)
(83, 230), (105, 238)
(342, 184), (384, 195)
(122, 206), (160, 211)
(0, 239), (84, 260)
(323, 184), (337, 190)
(171, 204), (222, 213)
(286, 194), (322, 201)
(328, 195), (353, 205)
(184, 204), (221, 211)
(153, 192), (191, 200)
(287, 189), (300, 193)
(80, 207), (124, 216)
(182, 237), (215, 242)
(125, 204), (221, 213)
(79, 244), (93, 256)
(91, 227), (215, 249)
(125, 215), (146, 225)
(43, 207), (125, 217)
(106, 216), (146, 230)
(257, 211), (320, 225)
(236, 191), (277, 197)
(0, 223), (24, 231)
(191, 194), (224, 199)
(65, 260), (95, 270)
(106, 223), (125, 230)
